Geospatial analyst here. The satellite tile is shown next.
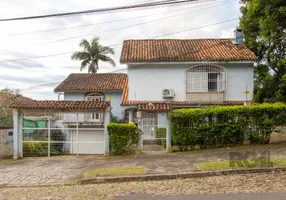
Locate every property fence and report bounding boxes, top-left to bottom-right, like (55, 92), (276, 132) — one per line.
(21, 111), (106, 157)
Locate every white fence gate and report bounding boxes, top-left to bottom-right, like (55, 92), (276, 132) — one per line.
(142, 112), (166, 151)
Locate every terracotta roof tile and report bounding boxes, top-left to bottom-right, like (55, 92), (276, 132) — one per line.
(10, 100), (110, 111)
(120, 39), (257, 63)
(54, 73), (128, 92)
(138, 103), (171, 112)
(123, 100), (251, 111)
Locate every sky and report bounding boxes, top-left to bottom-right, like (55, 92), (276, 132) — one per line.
(0, 0), (243, 100)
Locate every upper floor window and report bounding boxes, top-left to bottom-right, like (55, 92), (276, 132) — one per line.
(85, 93), (104, 101)
(85, 93), (104, 122)
(186, 65), (226, 101)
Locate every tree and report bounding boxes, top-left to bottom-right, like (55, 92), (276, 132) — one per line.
(0, 88), (22, 127)
(239, 0), (286, 102)
(71, 37), (116, 73)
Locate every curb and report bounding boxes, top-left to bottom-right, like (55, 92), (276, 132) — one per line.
(80, 167), (286, 184)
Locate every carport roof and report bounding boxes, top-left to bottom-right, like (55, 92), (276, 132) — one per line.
(10, 100), (110, 111)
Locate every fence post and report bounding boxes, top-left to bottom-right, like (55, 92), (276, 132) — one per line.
(19, 111), (23, 158)
(13, 109), (19, 160)
(48, 115), (51, 157)
(166, 112), (172, 152)
(137, 111), (143, 151)
(104, 108), (110, 155)
(76, 113), (79, 156)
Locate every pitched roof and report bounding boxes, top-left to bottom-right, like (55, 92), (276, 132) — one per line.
(120, 39), (257, 63)
(10, 100), (110, 111)
(54, 73), (128, 92)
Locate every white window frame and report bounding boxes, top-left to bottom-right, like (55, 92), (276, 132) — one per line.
(186, 64), (226, 101)
(85, 93), (104, 122)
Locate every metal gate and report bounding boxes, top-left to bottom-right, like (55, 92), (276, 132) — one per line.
(142, 112), (166, 152)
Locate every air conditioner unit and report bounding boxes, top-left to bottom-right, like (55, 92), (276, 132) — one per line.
(162, 89), (175, 98)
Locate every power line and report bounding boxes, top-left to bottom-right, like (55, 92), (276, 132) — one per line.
(2, 0), (231, 37)
(21, 33), (286, 92)
(0, 18), (239, 64)
(0, 0), (235, 52)
(0, 0), (203, 22)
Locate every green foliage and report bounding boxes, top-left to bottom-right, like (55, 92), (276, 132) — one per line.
(107, 123), (139, 155)
(71, 37), (116, 73)
(23, 129), (66, 156)
(170, 103), (286, 151)
(0, 88), (22, 127)
(239, 1), (286, 102)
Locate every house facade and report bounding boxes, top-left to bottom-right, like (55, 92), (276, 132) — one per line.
(47, 30), (257, 153)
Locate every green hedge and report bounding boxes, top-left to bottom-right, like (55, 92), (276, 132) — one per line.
(170, 103), (286, 151)
(107, 122), (139, 155)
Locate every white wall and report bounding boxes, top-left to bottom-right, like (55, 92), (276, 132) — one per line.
(127, 63), (254, 101)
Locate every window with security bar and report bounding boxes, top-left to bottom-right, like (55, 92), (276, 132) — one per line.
(186, 65), (226, 102)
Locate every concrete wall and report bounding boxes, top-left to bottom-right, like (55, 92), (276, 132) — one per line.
(127, 63), (254, 101)
(158, 112), (167, 128)
(0, 129), (13, 158)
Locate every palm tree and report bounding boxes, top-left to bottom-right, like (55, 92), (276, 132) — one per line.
(71, 37), (116, 73)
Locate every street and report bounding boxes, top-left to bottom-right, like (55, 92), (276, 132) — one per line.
(117, 193), (286, 200)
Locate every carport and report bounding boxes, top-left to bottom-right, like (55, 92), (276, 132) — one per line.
(10, 100), (110, 159)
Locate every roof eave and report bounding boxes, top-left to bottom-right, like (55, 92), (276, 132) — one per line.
(122, 60), (257, 65)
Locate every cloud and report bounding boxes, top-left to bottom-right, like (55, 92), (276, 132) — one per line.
(0, 0), (242, 100)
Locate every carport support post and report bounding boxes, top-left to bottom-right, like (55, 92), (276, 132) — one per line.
(13, 109), (20, 159)
(76, 113), (79, 156)
(104, 108), (110, 155)
(166, 112), (172, 152)
(48, 115), (51, 157)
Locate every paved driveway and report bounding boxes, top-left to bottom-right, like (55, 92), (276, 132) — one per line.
(1, 143), (285, 186)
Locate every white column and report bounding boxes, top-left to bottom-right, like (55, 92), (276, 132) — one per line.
(166, 112), (172, 152)
(76, 113), (79, 156)
(19, 111), (23, 158)
(104, 108), (110, 155)
(13, 109), (19, 159)
(48, 116), (51, 157)
(137, 111), (143, 150)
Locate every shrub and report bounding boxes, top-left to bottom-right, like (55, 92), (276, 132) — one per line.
(107, 122), (139, 155)
(170, 103), (286, 151)
(23, 129), (66, 156)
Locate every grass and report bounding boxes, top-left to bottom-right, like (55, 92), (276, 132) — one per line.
(0, 158), (14, 164)
(197, 157), (286, 171)
(84, 166), (145, 179)
(172, 142), (286, 155)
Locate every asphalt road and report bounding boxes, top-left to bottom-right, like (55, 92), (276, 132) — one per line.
(117, 193), (286, 200)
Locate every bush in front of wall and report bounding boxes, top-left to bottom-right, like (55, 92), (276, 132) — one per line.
(107, 122), (139, 155)
(170, 103), (286, 151)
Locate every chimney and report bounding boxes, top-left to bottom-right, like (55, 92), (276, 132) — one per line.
(233, 28), (244, 44)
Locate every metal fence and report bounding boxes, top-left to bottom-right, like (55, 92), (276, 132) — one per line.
(21, 111), (105, 157)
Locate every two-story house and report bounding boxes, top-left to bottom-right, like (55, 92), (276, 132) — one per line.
(52, 29), (256, 152)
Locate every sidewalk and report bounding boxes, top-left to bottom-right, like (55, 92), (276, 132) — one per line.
(0, 142), (286, 186)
